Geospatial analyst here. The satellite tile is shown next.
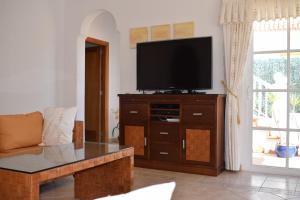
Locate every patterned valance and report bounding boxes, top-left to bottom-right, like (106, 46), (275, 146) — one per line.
(253, 17), (300, 31)
(220, 0), (300, 24)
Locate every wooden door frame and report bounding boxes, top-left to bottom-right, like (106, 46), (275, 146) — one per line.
(85, 37), (109, 143)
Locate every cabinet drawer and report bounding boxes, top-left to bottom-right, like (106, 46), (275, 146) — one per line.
(122, 103), (148, 123)
(150, 123), (179, 143)
(150, 143), (179, 162)
(182, 104), (214, 125)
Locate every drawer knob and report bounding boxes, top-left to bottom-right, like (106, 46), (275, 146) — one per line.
(193, 112), (203, 116)
(129, 110), (139, 114)
(159, 132), (169, 135)
(159, 152), (169, 155)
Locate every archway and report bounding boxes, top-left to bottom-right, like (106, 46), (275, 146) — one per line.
(77, 10), (120, 142)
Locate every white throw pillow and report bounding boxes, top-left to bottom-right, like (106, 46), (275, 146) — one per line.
(41, 107), (77, 146)
(97, 182), (176, 200)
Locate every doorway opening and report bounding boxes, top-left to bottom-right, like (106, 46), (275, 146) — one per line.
(85, 37), (109, 143)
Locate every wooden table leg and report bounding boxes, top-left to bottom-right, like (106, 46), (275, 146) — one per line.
(0, 169), (39, 200)
(74, 155), (134, 200)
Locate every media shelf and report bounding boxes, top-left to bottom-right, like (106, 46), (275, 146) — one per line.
(151, 104), (180, 109)
(150, 103), (180, 122)
(119, 94), (225, 176)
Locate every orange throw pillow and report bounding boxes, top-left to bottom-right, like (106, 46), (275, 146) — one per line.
(0, 112), (43, 152)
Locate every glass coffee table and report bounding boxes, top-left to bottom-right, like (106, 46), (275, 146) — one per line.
(0, 142), (134, 200)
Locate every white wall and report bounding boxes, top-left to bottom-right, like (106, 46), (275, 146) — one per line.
(62, 0), (274, 174)
(0, 0), (225, 140)
(62, 0), (225, 120)
(86, 12), (121, 137)
(116, 0), (225, 94)
(0, 0), (62, 114)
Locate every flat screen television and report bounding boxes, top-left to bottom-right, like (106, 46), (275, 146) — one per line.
(137, 37), (212, 91)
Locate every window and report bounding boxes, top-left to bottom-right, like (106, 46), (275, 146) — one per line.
(252, 17), (300, 168)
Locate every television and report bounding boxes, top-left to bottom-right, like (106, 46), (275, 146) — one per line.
(137, 37), (212, 91)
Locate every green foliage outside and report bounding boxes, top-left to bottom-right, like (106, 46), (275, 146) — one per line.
(254, 56), (300, 115)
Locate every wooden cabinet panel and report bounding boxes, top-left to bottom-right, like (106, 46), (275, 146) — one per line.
(124, 126), (145, 156)
(186, 129), (210, 163)
(182, 105), (214, 125)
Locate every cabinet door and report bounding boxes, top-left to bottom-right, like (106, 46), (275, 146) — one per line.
(183, 127), (212, 165)
(124, 125), (147, 159)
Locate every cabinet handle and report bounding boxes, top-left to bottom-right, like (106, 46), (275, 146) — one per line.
(182, 140), (185, 150)
(159, 152), (169, 155)
(193, 112), (203, 116)
(129, 110), (139, 114)
(144, 137), (147, 146)
(159, 132), (169, 135)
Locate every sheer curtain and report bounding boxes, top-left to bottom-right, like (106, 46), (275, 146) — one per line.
(220, 0), (300, 171)
(222, 22), (253, 171)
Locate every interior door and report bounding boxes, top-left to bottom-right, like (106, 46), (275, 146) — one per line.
(85, 46), (102, 142)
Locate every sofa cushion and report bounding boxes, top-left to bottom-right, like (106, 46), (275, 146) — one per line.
(0, 112), (43, 152)
(41, 107), (77, 146)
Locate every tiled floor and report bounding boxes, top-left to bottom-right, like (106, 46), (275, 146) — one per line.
(41, 167), (300, 200)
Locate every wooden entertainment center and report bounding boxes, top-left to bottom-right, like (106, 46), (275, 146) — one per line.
(119, 94), (225, 176)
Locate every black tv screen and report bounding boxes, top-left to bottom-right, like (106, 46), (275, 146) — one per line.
(137, 37), (212, 91)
